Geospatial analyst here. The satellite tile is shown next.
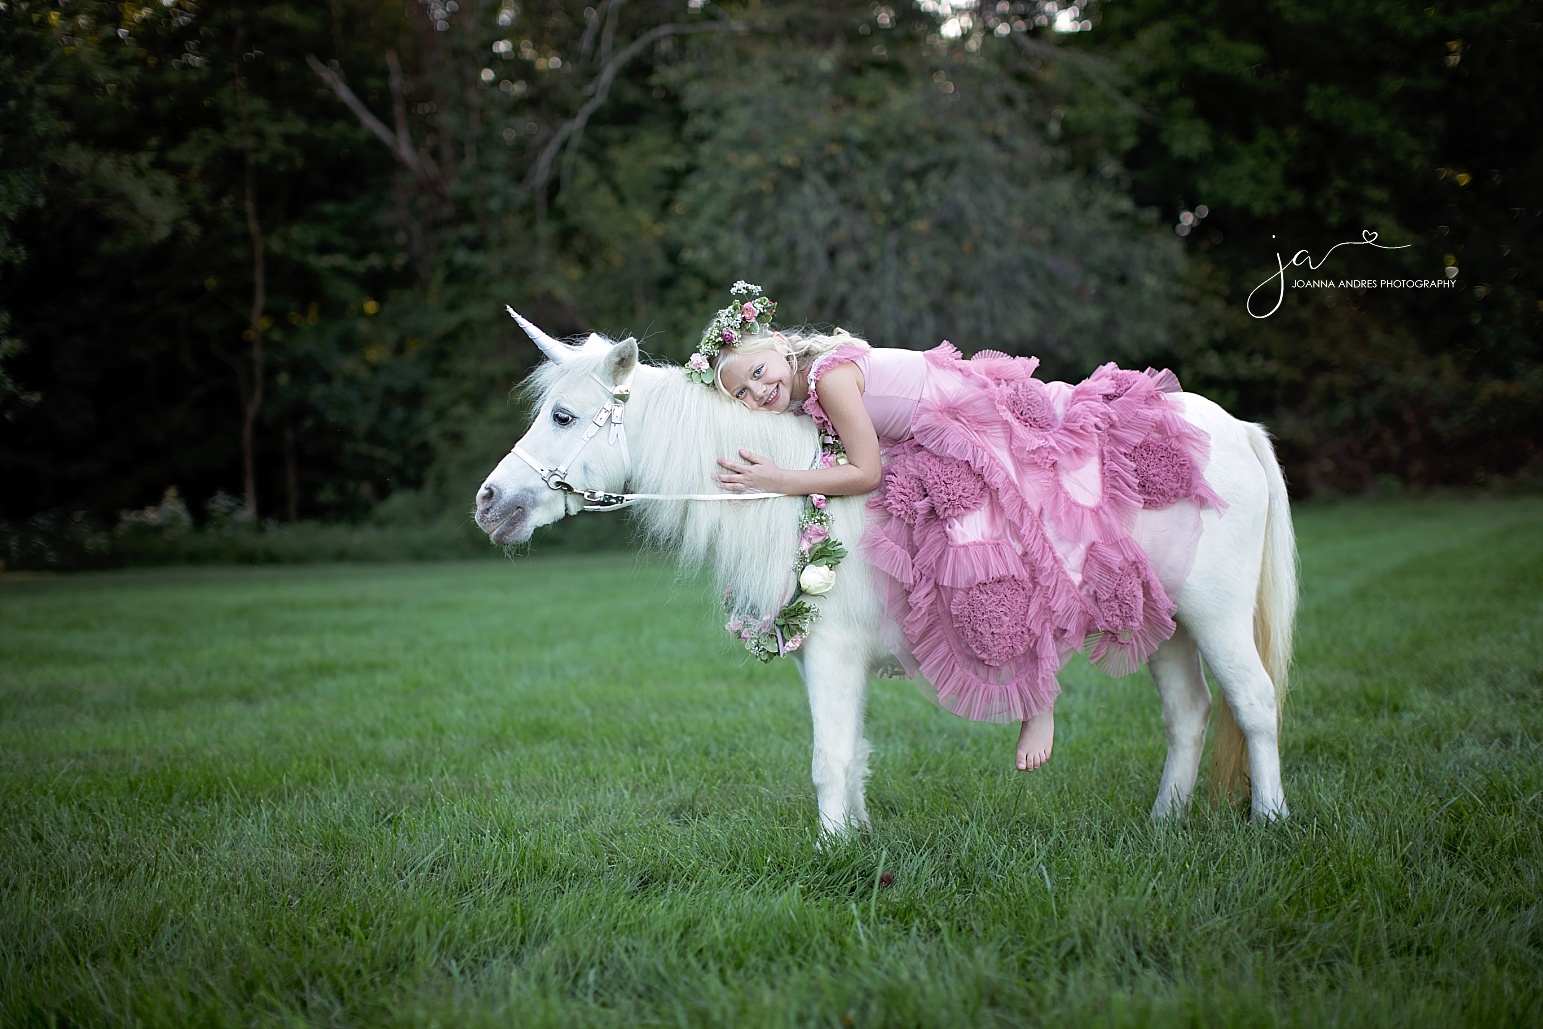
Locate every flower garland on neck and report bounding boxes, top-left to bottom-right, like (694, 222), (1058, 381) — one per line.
(724, 431), (849, 661)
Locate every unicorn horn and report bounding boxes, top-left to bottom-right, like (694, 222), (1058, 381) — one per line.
(506, 306), (569, 363)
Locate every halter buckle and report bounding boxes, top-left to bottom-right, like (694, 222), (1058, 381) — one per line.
(541, 468), (573, 493)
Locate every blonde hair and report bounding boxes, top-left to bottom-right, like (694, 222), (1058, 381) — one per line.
(712, 327), (869, 399)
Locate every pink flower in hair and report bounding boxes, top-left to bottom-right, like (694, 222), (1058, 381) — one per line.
(721, 328), (737, 344)
(741, 302), (758, 322)
(688, 353), (710, 372)
(810, 494), (827, 510)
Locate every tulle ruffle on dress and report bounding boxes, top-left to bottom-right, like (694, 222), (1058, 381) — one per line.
(806, 343), (1226, 724)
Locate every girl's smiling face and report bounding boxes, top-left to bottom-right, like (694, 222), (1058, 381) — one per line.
(716, 347), (800, 413)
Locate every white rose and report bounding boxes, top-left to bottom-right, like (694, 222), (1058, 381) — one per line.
(799, 564), (837, 596)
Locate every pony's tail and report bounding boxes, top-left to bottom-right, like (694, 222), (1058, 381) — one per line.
(1213, 423), (1298, 802)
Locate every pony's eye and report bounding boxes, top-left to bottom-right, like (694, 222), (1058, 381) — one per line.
(551, 407), (576, 427)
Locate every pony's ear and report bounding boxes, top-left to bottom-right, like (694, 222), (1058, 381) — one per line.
(580, 332), (614, 356)
(506, 306), (570, 363)
(602, 336), (639, 384)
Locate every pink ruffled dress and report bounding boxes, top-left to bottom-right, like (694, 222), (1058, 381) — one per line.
(803, 343), (1226, 723)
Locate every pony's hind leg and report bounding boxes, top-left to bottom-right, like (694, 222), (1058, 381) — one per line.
(1147, 623), (1210, 819)
(1189, 612), (1288, 820)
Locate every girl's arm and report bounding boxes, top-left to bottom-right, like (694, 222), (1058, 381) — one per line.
(715, 362), (882, 496)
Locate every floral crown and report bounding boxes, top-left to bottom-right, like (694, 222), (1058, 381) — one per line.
(685, 280), (778, 386)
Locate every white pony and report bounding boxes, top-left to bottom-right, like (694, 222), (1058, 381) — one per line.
(475, 316), (1297, 835)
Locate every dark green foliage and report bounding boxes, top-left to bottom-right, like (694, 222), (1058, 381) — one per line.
(1081, 0), (1543, 491)
(0, 5), (60, 423)
(0, 0), (1536, 552)
(0, 0), (427, 525)
(669, 26), (1186, 376)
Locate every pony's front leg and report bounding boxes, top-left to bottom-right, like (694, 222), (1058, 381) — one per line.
(795, 635), (872, 837)
(1146, 624), (1211, 819)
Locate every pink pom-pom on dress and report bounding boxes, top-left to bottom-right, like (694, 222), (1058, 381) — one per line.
(803, 343), (1226, 723)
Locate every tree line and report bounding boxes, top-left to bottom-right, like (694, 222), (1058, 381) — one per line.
(1, 0), (1537, 551)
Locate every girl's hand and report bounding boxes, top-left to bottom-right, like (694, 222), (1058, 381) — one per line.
(716, 450), (786, 493)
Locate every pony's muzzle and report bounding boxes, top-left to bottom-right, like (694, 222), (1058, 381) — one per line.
(475, 483), (535, 545)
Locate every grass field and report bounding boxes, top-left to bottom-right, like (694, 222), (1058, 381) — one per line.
(2, 496), (1540, 1027)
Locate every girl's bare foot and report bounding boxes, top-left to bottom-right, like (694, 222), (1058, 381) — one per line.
(1016, 709), (1054, 771)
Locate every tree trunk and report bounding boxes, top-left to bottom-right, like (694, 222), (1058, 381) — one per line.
(284, 417), (299, 523)
(235, 34), (265, 523)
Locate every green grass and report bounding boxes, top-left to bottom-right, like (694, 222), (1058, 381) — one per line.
(2, 496), (1540, 1027)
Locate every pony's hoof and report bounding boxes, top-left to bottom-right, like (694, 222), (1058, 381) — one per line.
(814, 819), (869, 851)
(1251, 801), (1289, 823)
(1148, 800), (1191, 822)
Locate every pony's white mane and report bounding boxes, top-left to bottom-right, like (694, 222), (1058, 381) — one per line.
(528, 348), (840, 618)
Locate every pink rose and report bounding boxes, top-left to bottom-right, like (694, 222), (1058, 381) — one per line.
(783, 634), (804, 652)
(721, 327), (737, 344)
(800, 524), (830, 552)
(741, 302), (758, 321)
(819, 452), (835, 468)
(811, 494), (827, 510)
(689, 352), (709, 371)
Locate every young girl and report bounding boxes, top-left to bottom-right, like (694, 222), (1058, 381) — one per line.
(693, 282), (1225, 774)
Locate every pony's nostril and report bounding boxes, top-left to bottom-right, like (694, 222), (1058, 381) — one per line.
(478, 484), (497, 508)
